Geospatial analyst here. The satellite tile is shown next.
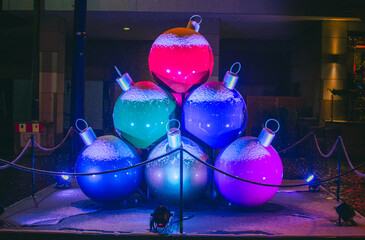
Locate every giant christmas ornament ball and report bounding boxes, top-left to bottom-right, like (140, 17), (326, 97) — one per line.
(75, 135), (143, 203)
(183, 81), (247, 149)
(145, 137), (212, 203)
(113, 81), (177, 149)
(214, 137), (283, 207)
(148, 27), (214, 93)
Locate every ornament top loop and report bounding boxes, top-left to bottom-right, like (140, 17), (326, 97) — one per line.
(166, 119), (181, 132)
(114, 65), (122, 77)
(190, 15), (202, 25)
(187, 15), (202, 32)
(265, 118), (280, 133)
(230, 62), (241, 74)
(75, 118), (88, 132)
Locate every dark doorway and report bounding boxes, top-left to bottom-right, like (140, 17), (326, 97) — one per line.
(0, 79), (14, 155)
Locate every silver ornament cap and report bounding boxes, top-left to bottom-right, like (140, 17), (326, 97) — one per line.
(223, 62), (241, 90)
(80, 127), (97, 146)
(166, 119), (181, 149)
(76, 119), (97, 146)
(223, 71), (239, 90)
(258, 119), (280, 147)
(116, 73), (134, 91)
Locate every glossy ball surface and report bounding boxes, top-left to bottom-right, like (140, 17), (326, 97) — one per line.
(145, 137), (212, 203)
(148, 27), (214, 93)
(113, 81), (177, 149)
(75, 135), (142, 203)
(183, 81), (247, 149)
(214, 137), (283, 207)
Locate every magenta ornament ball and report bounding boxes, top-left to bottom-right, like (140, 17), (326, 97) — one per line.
(214, 136), (283, 207)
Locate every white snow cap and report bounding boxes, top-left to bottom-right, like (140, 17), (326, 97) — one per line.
(187, 82), (243, 103)
(122, 82), (170, 102)
(83, 135), (134, 160)
(219, 137), (270, 162)
(152, 30), (209, 47)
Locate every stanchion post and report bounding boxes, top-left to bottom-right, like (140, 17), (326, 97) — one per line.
(212, 148), (217, 198)
(331, 94), (334, 122)
(337, 139), (341, 202)
(31, 134), (35, 198)
(179, 148), (183, 234)
(309, 133), (313, 174)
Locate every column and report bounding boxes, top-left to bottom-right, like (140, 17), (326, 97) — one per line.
(320, 21), (348, 122)
(39, 15), (66, 143)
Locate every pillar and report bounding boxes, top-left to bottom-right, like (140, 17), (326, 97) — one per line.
(39, 15), (66, 143)
(320, 21), (348, 122)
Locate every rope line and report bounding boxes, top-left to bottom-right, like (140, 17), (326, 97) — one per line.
(34, 127), (74, 151)
(339, 136), (365, 177)
(278, 132), (312, 153)
(0, 140), (31, 169)
(181, 148), (365, 187)
(0, 126), (364, 187)
(313, 134), (339, 158)
(1, 146), (364, 188)
(0, 147), (181, 176)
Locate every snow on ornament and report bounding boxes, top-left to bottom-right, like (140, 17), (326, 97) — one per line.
(145, 120), (212, 203)
(214, 119), (283, 207)
(74, 119), (143, 204)
(183, 62), (247, 149)
(112, 67), (177, 149)
(148, 15), (214, 93)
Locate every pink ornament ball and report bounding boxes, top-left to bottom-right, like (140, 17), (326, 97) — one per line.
(148, 27), (214, 93)
(214, 137), (283, 207)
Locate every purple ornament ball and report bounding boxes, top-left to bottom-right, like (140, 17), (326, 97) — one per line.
(214, 137), (283, 207)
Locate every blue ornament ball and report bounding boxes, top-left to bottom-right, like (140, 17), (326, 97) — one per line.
(75, 135), (143, 203)
(145, 137), (212, 203)
(183, 81), (247, 149)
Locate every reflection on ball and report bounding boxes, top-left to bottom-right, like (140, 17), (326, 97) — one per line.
(214, 137), (283, 207)
(75, 135), (142, 203)
(145, 137), (212, 203)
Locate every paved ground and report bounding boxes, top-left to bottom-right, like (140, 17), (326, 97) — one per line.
(1, 180), (365, 238)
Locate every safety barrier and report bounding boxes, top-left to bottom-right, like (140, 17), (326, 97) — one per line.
(0, 128), (364, 185)
(1, 127), (365, 233)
